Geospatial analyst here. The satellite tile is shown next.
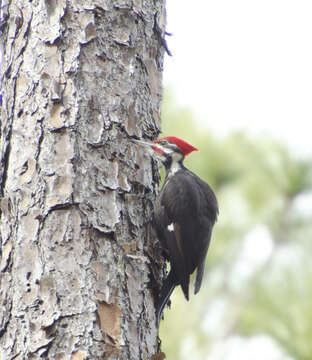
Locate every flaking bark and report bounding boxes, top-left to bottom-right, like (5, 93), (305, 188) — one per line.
(0, 1), (166, 358)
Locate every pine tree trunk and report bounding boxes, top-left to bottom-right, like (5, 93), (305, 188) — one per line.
(0, 1), (166, 358)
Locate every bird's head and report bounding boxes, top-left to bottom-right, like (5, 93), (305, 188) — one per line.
(132, 136), (198, 167)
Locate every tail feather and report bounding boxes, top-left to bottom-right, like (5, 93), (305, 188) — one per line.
(156, 270), (176, 326)
(194, 260), (205, 294)
(180, 275), (190, 301)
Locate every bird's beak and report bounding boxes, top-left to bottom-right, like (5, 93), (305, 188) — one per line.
(132, 138), (162, 158)
(132, 138), (167, 159)
(131, 138), (155, 149)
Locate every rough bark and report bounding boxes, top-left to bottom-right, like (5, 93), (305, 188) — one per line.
(0, 1), (166, 359)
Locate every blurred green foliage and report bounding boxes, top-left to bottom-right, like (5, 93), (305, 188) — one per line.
(158, 89), (312, 360)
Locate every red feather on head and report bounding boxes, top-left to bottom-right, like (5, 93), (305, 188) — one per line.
(153, 136), (198, 156)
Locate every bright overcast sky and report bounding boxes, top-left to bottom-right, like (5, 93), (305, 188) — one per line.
(163, 0), (312, 157)
(164, 2), (310, 359)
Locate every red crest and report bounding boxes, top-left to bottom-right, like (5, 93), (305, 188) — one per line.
(154, 136), (198, 156)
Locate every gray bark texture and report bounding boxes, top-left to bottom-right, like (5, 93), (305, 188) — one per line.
(0, 0), (166, 359)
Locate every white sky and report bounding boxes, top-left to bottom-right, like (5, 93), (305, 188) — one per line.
(163, 0), (312, 157)
(163, 2), (311, 359)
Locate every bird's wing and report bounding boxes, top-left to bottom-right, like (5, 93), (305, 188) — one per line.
(190, 172), (218, 293)
(153, 198), (190, 299)
(155, 171), (206, 299)
(159, 171), (219, 294)
(155, 269), (176, 326)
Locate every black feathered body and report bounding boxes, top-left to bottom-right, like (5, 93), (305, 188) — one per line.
(154, 166), (218, 323)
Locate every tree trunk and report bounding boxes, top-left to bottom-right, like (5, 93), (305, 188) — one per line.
(0, 1), (166, 358)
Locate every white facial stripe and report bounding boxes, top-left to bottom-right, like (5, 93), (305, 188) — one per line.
(167, 223), (174, 232)
(163, 147), (173, 154)
(154, 144), (172, 154)
(169, 161), (181, 176)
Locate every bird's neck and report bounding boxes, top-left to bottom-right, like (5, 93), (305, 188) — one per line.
(164, 157), (184, 179)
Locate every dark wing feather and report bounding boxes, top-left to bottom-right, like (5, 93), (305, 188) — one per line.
(155, 269), (176, 326)
(155, 169), (218, 296)
(189, 171), (218, 293)
(153, 197), (190, 299)
(153, 168), (218, 323)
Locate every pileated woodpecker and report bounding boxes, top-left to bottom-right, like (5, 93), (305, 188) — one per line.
(133, 136), (218, 325)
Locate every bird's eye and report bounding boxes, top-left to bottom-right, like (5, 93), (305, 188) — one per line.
(160, 140), (168, 145)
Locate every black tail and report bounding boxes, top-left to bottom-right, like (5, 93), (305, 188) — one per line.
(156, 270), (176, 326)
(194, 259), (205, 294)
